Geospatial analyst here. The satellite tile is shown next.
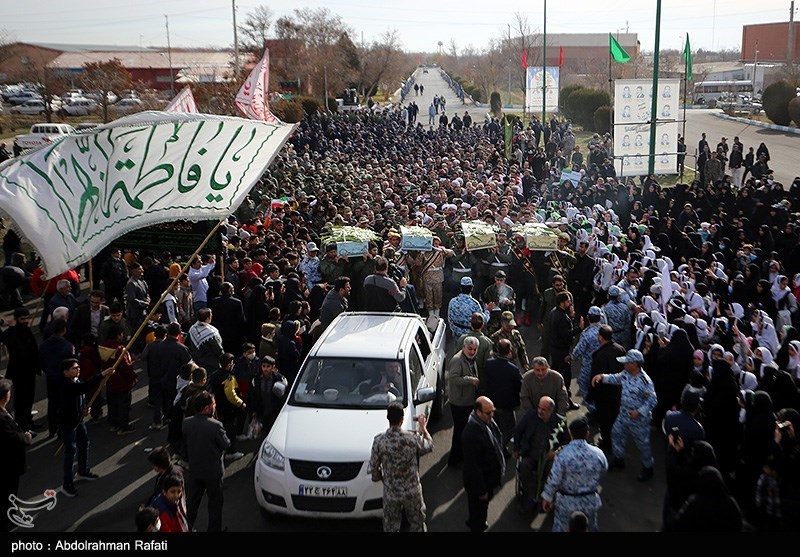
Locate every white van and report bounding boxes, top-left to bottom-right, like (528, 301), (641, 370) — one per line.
(254, 312), (446, 518)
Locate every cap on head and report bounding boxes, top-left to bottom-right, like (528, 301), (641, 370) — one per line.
(460, 276), (473, 287)
(616, 349), (644, 364)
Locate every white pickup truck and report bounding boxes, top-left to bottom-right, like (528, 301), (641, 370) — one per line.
(13, 123), (76, 156)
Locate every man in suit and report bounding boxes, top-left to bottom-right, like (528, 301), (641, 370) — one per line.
(209, 282), (247, 357)
(125, 263), (150, 349)
(69, 290), (110, 340)
(181, 391), (230, 532)
(0, 380), (32, 531)
(462, 396), (505, 532)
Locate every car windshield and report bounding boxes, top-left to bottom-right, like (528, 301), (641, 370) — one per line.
(290, 357), (406, 409)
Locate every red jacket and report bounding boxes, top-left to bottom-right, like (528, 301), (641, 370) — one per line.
(100, 340), (137, 394)
(30, 268), (80, 296)
(77, 345), (102, 382)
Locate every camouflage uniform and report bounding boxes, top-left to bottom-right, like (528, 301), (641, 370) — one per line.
(541, 439), (608, 532)
(601, 369), (657, 468)
(571, 324), (602, 406)
(369, 427), (434, 532)
(490, 328), (529, 372)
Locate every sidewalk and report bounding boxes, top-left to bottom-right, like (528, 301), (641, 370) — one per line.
(712, 112), (800, 135)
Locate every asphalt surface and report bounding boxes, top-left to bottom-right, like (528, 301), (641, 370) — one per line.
(10, 315), (667, 533)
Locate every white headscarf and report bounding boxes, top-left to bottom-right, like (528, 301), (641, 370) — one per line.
(787, 340), (800, 379)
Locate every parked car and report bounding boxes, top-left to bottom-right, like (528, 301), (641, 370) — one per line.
(109, 98), (144, 115)
(254, 312), (446, 519)
(61, 98), (98, 116)
(85, 91), (119, 105)
(6, 91), (41, 106)
(9, 99), (56, 115)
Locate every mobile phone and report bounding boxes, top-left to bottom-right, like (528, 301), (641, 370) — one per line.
(670, 426), (680, 437)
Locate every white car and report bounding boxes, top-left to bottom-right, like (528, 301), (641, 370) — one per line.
(254, 312), (446, 519)
(9, 99), (56, 115)
(62, 98), (98, 116)
(110, 98), (144, 115)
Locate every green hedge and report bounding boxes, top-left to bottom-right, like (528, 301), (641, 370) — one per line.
(762, 80), (796, 126)
(789, 96), (800, 127)
(490, 91), (502, 117)
(272, 99), (305, 123)
(560, 84), (586, 118)
(565, 88), (611, 130)
(593, 106), (611, 134)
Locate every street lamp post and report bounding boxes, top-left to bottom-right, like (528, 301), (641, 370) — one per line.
(542, 0), (547, 125)
(647, 0), (662, 176)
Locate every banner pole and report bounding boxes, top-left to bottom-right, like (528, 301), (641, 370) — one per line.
(55, 216), (226, 456)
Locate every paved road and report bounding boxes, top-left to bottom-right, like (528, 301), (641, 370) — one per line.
(682, 108), (800, 186)
(403, 69), (799, 185)
(12, 318), (665, 533)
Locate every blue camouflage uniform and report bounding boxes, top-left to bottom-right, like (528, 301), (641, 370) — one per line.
(601, 369), (657, 468)
(615, 278), (639, 305)
(571, 324), (601, 408)
(447, 294), (489, 338)
(603, 300), (632, 349)
(541, 439), (608, 532)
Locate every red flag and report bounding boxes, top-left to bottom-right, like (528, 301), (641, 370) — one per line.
(235, 49), (279, 122)
(521, 49), (528, 69)
(559, 46), (564, 66)
(417, 55), (421, 65)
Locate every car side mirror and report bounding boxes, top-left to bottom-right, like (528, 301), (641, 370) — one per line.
(414, 386), (435, 405)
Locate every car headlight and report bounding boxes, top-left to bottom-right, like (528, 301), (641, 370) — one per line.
(260, 441), (285, 471)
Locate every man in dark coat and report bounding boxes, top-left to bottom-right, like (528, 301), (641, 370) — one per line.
(209, 282), (247, 357)
(181, 391), (231, 532)
(588, 325), (624, 454)
(38, 319), (76, 438)
(319, 276), (350, 331)
(483, 338), (522, 454)
(0, 308), (40, 430)
(462, 396), (505, 532)
(68, 290), (110, 341)
(546, 292), (582, 410)
(100, 248), (128, 305)
(0, 380), (32, 531)
(146, 323), (192, 440)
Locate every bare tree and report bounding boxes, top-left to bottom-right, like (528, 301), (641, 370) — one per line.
(0, 28), (16, 68)
(80, 59), (134, 122)
(275, 8), (357, 102)
(356, 29), (409, 101)
(238, 5), (273, 55)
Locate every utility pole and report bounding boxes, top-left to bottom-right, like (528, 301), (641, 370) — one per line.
(232, 0), (240, 79)
(542, 0), (547, 125)
(324, 65), (329, 113)
(165, 15), (174, 97)
(753, 40), (759, 96)
(648, 0), (662, 176)
(789, 1), (796, 66)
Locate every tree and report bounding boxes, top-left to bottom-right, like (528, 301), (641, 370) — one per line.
(565, 88), (610, 130)
(80, 59), (134, 123)
(12, 49), (66, 123)
(275, 8), (357, 103)
(788, 96), (800, 127)
(238, 5), (273, 55)
(490, 91), (502, 117)
(355, 29), (411, 102)
(762, 80), (796, 126)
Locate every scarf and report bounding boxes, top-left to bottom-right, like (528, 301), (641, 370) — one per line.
(189, 321), (222, 350)
(467, 411), (506, 478)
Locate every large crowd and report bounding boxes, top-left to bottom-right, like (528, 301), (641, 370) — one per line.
(1, 104), (799, 533)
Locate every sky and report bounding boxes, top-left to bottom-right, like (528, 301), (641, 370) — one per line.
(4, 0), (796, 54)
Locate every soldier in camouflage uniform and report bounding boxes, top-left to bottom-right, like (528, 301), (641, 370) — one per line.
(490, 311), (530, 372)
(369, 402), (434, 532)
(541, 417), (608, 532)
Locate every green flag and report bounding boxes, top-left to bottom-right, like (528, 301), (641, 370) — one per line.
(504, 115), (512, 160)
(610, 33), (630, 63)
(683, 34), (693, 80)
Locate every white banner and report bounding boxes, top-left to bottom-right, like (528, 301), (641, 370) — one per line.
(235, 49), (279, 123)
(526, 67), (559, 113)
(614, 78), (679, 176)
(0, 112), (295, 277)
(164, 86), (198, 113)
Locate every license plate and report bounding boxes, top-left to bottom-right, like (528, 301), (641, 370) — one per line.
(299, 485), (347, 497)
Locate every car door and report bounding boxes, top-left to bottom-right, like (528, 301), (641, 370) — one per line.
(407, 344), (429, 417)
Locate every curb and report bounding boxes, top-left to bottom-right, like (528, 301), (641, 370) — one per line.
(712, 112), (800, 135)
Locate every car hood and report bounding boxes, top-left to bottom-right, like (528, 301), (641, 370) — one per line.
(268, 405), (388, 462)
